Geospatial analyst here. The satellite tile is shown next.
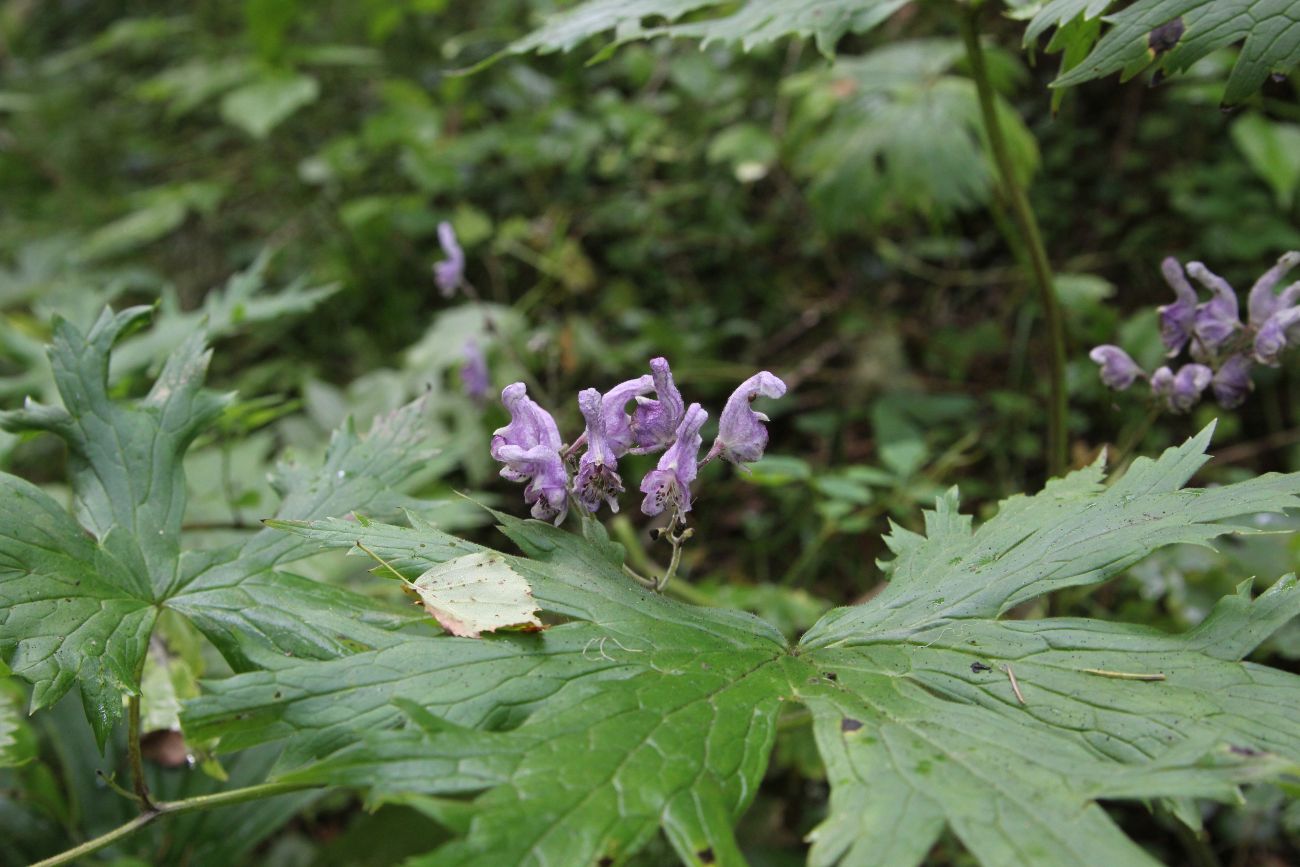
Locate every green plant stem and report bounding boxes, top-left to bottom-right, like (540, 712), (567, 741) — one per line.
(960, 2), (1069, 479)
(29, 782), (321, 867)
(126, 694), (152, 810)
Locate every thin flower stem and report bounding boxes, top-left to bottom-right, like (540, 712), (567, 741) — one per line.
(29, 782), (322, 867)
(960, 3), (1069, 479)
(126, 694), (152, 811)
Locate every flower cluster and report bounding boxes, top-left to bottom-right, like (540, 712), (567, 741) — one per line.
(1091, 252), (1300, 413)
(489, 359), (787, 525)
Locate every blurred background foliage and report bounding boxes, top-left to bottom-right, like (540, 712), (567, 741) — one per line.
(2, 0), (1300, 864)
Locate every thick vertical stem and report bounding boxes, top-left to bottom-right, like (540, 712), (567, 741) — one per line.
(960, 2), (1069, 478)
(126, 693), (152, 810)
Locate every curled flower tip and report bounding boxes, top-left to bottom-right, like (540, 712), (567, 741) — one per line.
(433, 221), (465, 298)
(1254, 305), (1300, 366)
(1157, 257), (1197, 356)
(460, 339), (490, 403)
(600, 374), (654, 457)
(631, 356), (685, 454)
(1152, 363), (1211, 414)
(1212, 354), (1254, 409)
(1088, 345), (1144, 390)
(1247, 251), (1300, 326)
(490, 383), (568, 524)
(573, 388), (625, 513)
(640, 403), (708, 517)
(1187, 261), (1240, 351)
(705, 371), (787, 469)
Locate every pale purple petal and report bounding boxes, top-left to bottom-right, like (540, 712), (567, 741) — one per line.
(460, 339), (489, 403)
(1088, 345), (1144, 390)
(1254, 305), (1300, 366)
(706, 371), (787, 468)
(640, 403), (707, 517)
(490, 383), (567, 524)
(600, 375), (654, 457)
(1212, 354), (1253, 409)
(434, 221), (465, 297)
(1157, 257), (1198, 356)
(1152, 363), (1211, 414)
(1188, 261), (1240, 351)
(1247, 251), (1300, 327)
(631, 357), (685, 454)
(574, 388), (624, 513)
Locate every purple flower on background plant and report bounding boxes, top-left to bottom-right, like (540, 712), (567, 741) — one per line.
(1254, 305), (1300, 366)
(460, 339), (489, 403)
(433, 221), (464, 297)
(1188, 262), (1240, 351)
(574, 388), (625, 513)
(1157, 257), (1198, 355)
(600, 375), (654, 456)
(631, 357), (685, 453)
(640, 403), (707, 517)
(1247, 251), (1300, 327)
(705, 371), (787, 468)
(490, 383), (568, 524)
(1212, 354), (1253, 409)
(1151, 363), (1211, 414)
(1088, 345), (1144, 390)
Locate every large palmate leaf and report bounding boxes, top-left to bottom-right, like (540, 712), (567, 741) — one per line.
(0, 308), (433, 745)
(1032, 0), (1300, 105)
(183, 428), (1300, 867)
(496, 0), (911, 59)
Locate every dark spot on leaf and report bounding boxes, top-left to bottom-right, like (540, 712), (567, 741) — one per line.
(841, 717), (863, 733)
(597, 858), (614, 867)
(698, 848), (716, 864)
(1230, 744), (1262, 757)
(1147, 18), (1184, 56)
(274, 691), (282, 700)
(970, 662), (992, 673)
(823, 671), (838, 681)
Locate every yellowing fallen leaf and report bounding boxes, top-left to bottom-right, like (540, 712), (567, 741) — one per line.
(407, 551), (541, 638)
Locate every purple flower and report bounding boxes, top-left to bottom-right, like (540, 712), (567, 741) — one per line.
(460, 339), (489, 403)
(433, 221), (465, 297)
(573, 388), (625, 513)
(1254, 305), (1300, 366)
(490, 383), (567, 524)
(1157, 257), (1198, 355)
(1188, 261), (1240, 351)
(631, 357), (685, 453)
(705, 371), (787, 468)
(599, 375), (654, 457)
(1088, 345), (1144, 390)
(1212, 354), (1253, 409)
(1247, 251), (1300, 327)
(640, 403), (707, 517)
(1151, 363), (1211, 414)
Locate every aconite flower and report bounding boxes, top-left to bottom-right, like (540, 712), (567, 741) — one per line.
(490, 383), (567, 524)
(640, 403), (707, 517)
(705, 371), (787, 469)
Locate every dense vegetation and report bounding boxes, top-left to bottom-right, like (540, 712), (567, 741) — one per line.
(2, 2), (1300, 865)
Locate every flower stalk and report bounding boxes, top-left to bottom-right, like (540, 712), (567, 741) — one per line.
(961, 2), (1069, 478)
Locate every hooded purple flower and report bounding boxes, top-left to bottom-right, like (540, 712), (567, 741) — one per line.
(600, 375), (654, 457)
(705, 371), (787, 468)
(1188, 262), (1240, 351)
(460, 339), (489, 403)
(490, 383), (567, 524)
(1157, 257), (1198, 355)
(1254, 305), (1300, 366)
(640, 403), (707, 517)
(1212, 354), (1253, 409)
(1151, 363), (1211, 414)
(1088, 345), (1144, 390)
(1247, 251), (1300, 327)
(573, 388), (625, 513)
(434, 221), (465, 297)
(631, 357), (685, 453)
